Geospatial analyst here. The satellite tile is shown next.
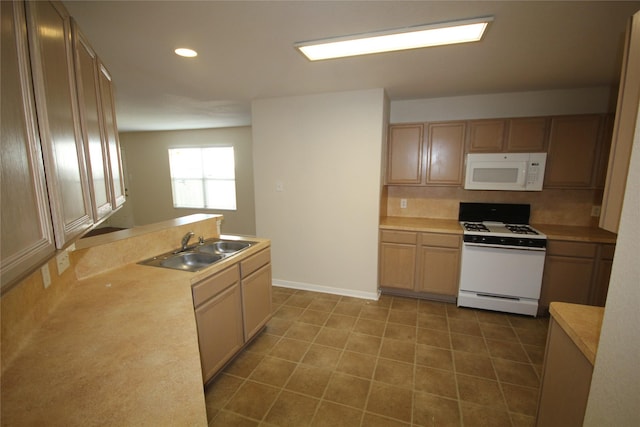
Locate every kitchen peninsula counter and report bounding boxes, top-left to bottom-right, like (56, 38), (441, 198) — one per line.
(548, 302), (605, 365)
(1, 214), (270, 426)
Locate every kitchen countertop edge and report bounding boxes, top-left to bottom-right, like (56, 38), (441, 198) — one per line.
(549, 302), (605, 365)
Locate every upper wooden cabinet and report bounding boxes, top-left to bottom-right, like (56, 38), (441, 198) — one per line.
(73, 25), (113, 222)
(506, 117), (548, 152)
(1, 0), (125, 290)
(600, 12), (640, 233)
(387, 122), (464, 186)
(26, 0), (93, 248)
(1, 0), (56, 289)
(467, 119), (506, 152)
(387, 124), (423, 184)
(98, 63), (126, 209)
(467, 117), (548, 153)
(426, 122), (465, 185)
(544, 115), (603, 188)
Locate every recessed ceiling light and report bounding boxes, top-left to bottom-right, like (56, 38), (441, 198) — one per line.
(295, 17), (493, 61)
(175, 48), (198, 58)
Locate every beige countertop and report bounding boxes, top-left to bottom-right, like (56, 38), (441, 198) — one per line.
(549, 302), (605, 365)
(380, 216), (617, 244)
(379, 216), (462, 234)
(533, 223), (617, 244)
(1, 213), (270, 426)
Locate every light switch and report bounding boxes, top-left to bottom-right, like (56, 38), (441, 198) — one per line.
(276, 181), (284, 192)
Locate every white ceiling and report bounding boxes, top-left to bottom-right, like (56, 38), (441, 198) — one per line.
(63, 1), (640, 132)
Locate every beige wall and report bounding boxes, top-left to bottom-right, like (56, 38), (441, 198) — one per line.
(252, 89), (387, 299)
(113, 127), (256, 235)
(584, 104), (640, 426)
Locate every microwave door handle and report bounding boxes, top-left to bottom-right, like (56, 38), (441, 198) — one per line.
(521, 165), (527, 188)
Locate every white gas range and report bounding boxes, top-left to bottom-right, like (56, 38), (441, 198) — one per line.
(457, 203), (547, 316)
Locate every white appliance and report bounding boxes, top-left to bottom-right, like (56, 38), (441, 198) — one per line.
(464, 152), (547, 191)
(457, 203), (546, 317)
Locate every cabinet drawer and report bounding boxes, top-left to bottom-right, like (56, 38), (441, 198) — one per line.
(241, 248), (271, 277)
(192, 265), (240, 307)
(380, 230), (418, 245)
(546, 241), (597, 258)
(420, 233), (460, 249)
(600, 244), (616, 260)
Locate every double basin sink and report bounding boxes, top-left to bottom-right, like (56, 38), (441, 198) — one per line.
(139, 238), (254, 272)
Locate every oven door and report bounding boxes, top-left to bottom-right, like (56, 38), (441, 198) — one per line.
(459, 243), (545, 299)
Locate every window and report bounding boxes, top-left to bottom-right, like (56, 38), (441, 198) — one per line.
(168, 146), (237, 210)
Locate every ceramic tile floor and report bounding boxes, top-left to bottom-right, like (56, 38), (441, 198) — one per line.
(205, 287), (549, 427)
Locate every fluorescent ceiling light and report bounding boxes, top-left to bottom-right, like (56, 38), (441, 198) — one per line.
(295, 17), (493, 61)
(175, 48), (198, 58)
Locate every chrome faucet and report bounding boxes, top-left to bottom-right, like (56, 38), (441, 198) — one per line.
(181, 231), (195, 251)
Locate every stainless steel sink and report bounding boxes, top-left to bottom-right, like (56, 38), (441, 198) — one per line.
(160, 252), (223, 271)
(197, 240), (252, 255)
(139, 238), (255, 272)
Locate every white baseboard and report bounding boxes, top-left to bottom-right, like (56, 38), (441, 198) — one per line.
(273, 279), (380, 301)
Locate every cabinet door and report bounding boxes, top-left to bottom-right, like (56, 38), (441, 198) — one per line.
(416, 246), (460, 297)
(98, 63), (126, 209)
(425, 122), (465, 185)
(73, 25), (113, 221)
(544, 115), (602, 188)
(593, 114), (615, 189)
(241, 263), (272, 341)
(506, 117), (548, 152)
(195, 283), (244, 383)
(1, 0), (56, 289)
(27, 0), (93, 248)
(590, 244), (615, 307)
(467, 119), (506, 152)
(387, 124), (423, 184)
(540, 256), (594, 309)
(379, 242), (416, 290)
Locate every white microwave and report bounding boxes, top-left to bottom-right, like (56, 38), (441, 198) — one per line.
(464, 152), (547, 191)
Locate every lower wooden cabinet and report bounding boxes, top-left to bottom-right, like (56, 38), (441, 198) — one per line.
(192, 247), (272, 384)
(379, 230), (461, 301)
(416, 234), (461, 297)
(240, 248), (273, 341)
(536, 318), (593, 426)
(193, 265), (243, 383)
(540, 240), (615, 313)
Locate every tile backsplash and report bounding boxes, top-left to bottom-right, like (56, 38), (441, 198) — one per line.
(386, 186), (601, 227)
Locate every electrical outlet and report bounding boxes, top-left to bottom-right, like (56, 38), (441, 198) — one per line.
(56, 251), (70, 275)
(41, 264), (51, 289)
(275, 181), (284, 192)
(591, 205), (602, 217)
(400, 199), (407, 209)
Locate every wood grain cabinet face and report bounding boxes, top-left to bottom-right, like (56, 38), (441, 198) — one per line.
(539, 240), (616, 313)
(240, 249), (272, 342)
(379, 231), (461, 300)
(387, 124), (423, 184)
(426, 122), (465, 185)
(416, 233), (461, 297)
(1, 0), (56, 289)
(379, 231), (417, 290)
(536, 319), (593, 427)
(27, 0), (94, 248)
(544, 115), (602, 188)
(98, 63), (126, 209)
(192, 266), (244, 383)
(506, 117), (548, 152)
(73, 25), (113, 222)
(467, 119), (506, 152)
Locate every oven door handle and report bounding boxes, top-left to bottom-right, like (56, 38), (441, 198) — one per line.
(463, 242), (546, 252)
